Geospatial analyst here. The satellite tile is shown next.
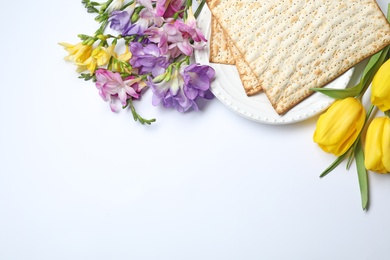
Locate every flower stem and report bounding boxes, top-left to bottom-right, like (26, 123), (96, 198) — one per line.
(194, 0), (206, 19)
(126, 98), (156, 125)
(121, 1), (135, 11)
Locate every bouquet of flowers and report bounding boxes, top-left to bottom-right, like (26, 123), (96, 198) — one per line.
(60, 0), (215, 124)
(311, 4), (390, 210)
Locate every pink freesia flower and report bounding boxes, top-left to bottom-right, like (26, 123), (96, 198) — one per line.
(145, 21), (192, 57)
(174, 7), (206, 43)
(95, 69), (143, 112)
(139, 7), (164, 27)
(156, 0), (185, 18)
(137, 0), (154, 11)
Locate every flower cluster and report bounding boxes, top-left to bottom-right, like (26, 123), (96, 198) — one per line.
(59, 0), (214, 124)
(311, 5), (390, 210)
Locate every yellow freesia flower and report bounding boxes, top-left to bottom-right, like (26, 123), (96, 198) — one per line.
(364, 116), (390, 174)
(313, 97), (366, 156)
(95, 44), (116, 66)
(371, 59), (390, 112)
(109, 45), (133, 73)
(117, 45), (132, 62)
(77, 44), (117, 74)
(59, 42), (92, 64)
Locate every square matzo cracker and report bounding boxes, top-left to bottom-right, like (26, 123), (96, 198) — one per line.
(207, 0), (390, 114)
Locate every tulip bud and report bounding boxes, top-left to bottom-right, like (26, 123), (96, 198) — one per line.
(371, 59), (390, 112)
(313, 97), (366, 156)
(364, 116), (390, 174)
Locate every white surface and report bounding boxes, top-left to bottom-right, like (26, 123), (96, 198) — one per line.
(194, 5), (353, 124)
(1, 1), (390, 260)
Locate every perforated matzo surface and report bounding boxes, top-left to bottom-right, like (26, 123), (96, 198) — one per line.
(206, 0), (390, 114)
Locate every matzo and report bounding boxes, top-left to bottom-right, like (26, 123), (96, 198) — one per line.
(209, 17), (235, 65)
(210, 18), (263, 95)
(227, 39), (262, 95)
(206, 0), (390, 114)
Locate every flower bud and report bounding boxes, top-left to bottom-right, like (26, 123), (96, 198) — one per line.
(371, 59), (390, 112)
(364, 116), (390, 174)
(313, 97), (366, 156)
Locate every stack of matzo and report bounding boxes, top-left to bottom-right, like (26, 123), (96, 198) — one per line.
(207, 0), (390, 115)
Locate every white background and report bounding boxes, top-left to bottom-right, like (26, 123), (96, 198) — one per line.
(1, 1), (390, 259)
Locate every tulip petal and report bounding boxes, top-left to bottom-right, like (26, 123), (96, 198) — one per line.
(313, 98), (365, 156)
(365, 117), (388, 173)
(382, 118), (390, 172)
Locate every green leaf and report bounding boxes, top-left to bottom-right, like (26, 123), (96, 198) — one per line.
(354, 138), (369, 210)
(319, 152), (348, 178)
(310, 85), (362, 99)
(357, 46), (390, 98)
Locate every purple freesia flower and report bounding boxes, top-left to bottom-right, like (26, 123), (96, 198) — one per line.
(148, 63), (215, 112)
(182, 64), (215, 100)
(109, 10), (149, 36)
(129, 42), (169, 77)
(95, 69), (143, 112)
(109, 10), (131, 32)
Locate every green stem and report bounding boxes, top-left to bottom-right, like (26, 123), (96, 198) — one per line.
(121, 1), (135, 11)
(126, 99), (156, 125)
(194, 0), (206, 19)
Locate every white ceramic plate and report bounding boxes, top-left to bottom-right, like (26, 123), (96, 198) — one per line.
(194, 5), (353, 125)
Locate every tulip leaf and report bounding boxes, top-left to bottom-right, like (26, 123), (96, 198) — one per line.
(310, 85), (362, 99)
(346, 147), (355, 170)
(357, 46), (390, 97)
(319, 152), (348, 178)
(388, 3), (390, 22)
(354, 138), (369, 210)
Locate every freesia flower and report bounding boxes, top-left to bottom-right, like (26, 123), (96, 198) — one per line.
(117, 45), (132, 62)
(59, 42), (92, 64)
(156, 0), (185, 18)
(313, 97), (366, 156)
(95, 68), (142, 112)
(109, 4), (149, 36)
(129, 42), (169, 77)
(78, 44), (116, 74)
(138, 0), (154, 10)
(108, 10), (132, 32)
(148, 63), (214, 112)
(145, 22), (192, 56)
(364, 116), (390, 174)
(139, 7), (164, 27)
(174, 7), (207, 43)
(371, 59), (390, 112)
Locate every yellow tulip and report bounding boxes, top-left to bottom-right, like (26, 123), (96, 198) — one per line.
(364, 116), (390, 174)
(313, 97), (366, 156)
(371, 59), (390, 112)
